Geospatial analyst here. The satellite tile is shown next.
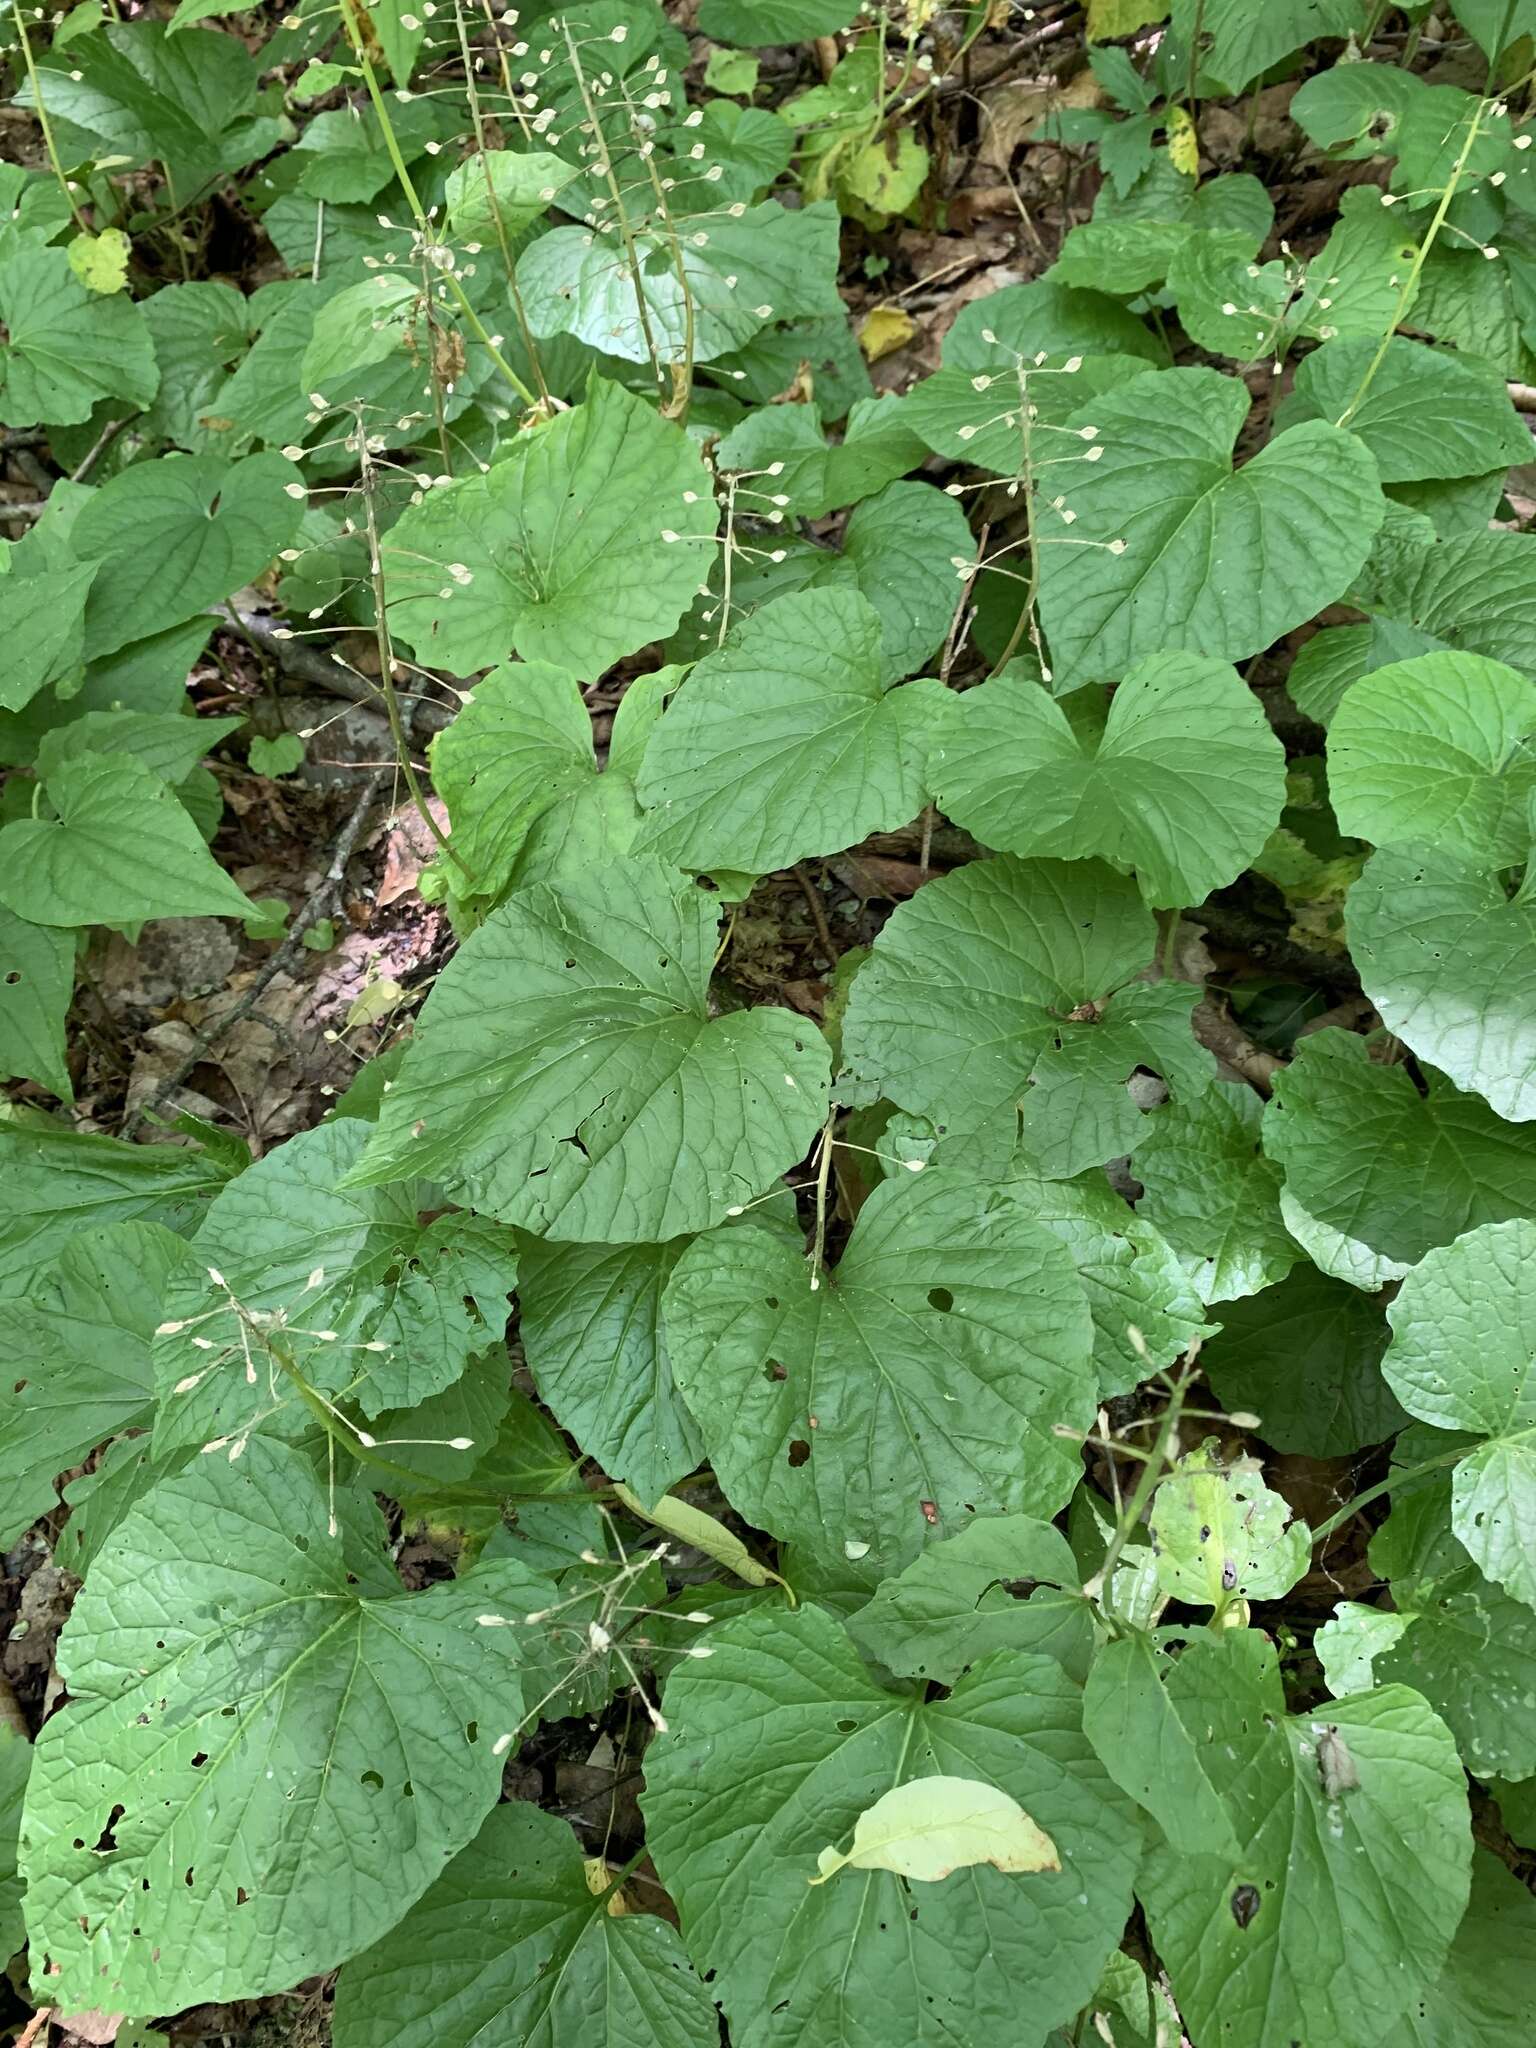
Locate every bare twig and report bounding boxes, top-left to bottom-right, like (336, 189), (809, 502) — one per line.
(224, 609), (455, 735)
(122, 761), (395, 1136)
(1197, 903), (1362, 989)
(1191, 997), (1283, 1097)
(792, 863), (837, 965)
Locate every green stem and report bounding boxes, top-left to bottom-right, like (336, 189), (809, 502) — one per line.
(1098, 1368), (1194, 1628)
(15, 8), (90, 234)
(281, 1356), (603, 1507)
(453, 0), (551, 408)
(808, 1109), (838, 1283)
(1309, 1445), (1466, 1547)
(355, 424), (476, 882)
(1336, 95), (1489, 426)
(561, 22), (667, 397)
(340, 0), (537, 409)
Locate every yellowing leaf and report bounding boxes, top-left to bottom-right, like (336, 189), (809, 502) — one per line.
(1166, 106), (1199, 177)
(581, 1857), (631, 1914)
(345, 977), (405, 1030)
(612, 1482), (793, 1599)
(810, 1776), (1060, 1885)
(67, 228), (132, 295)
(858, 304), (915, 361)
(1088, 0), (1169, 38)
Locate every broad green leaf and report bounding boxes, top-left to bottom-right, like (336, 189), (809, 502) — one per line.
(520, 201), (841, 366)
(372, 0), (426, 86)
(0, 907), (74, 1099)
(636, 589), (941, 875)
(446, 149), (580, 242)
(139, 279), (249, 454)
(335, 1801), (717, 2048)
(293, 97), (461, 204)
(813, 1777), (1058, 1885)
(643, 1606), (1142, 2048)
(1314, 1602), (1415, 1700)
(69, 452), (304, 661)
(1385, 1219), (1536, 1609)
(1264, 1028), (1536, 1264)
(1201, 1266), (1405, 1457)
(0, 1722), (27, 1964)
(347, 858), (830, 1242)
(0, 1120), (236, 1297)
(517, 1235), (699, 1510)
(1050, 221), (1214, 296)
(934, 653), (1286, 906)
(0, 1220), (186, 1546)
(37, 709), (242, 788)
(663, 1171), (1096, 1580)
(1357, 1525), (1536, 1781)
(1358, 530), (1536, 680)
(1139, 1632), (1472, 2048)
(676, 480), (974, 684)
(699, 0), (860, 41)
(715, 393), (927, 520)
(20, 1438), (552, 2011)
(942, 280), (1167, 374)
(0, 240), (158, 429)
(1172, 0), (1366, 95)
(0, 549), (97, 713)
(1036, 366), (1385, 688)
(1149, 1438), (1310, 1607)
(1328, 652), (1536, 867)
(820, 479), (974, 680)
(301, 273), (423, 390)
(999, 1170), (1214, 1396)
(1277, 1184), (1412, 1291)
(1287, 337), (1530, 482)
(153, 1119), (517, 1454)
(1407, 1847), (1536, 2047)
(1130, 1083), (1299, 1303)
(19, 21), (280, 193)
(848, 1515), (1094, 1686)
(704, 44), (760, 93)
(57, 1433), (179, 1579)
(838, 856), (1201, 1179)
(1083, 1632), (1258, 1858)
(1451, 0), (1536, 55)
(1288, 618), (1446, 728)
(429, 659), (602, 901)
(1348, 846), (1536, 1122)
(1290, 59), (1422, 161)
(384, 378), (714, 680)
(1168, 190), (1419, 358)
(0, 754), (256, 927)
(897, 352), (1150, 478)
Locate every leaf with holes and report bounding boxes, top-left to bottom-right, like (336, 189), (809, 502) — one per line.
(643, 1605), (1142, 2048)
(21, 1441), (552, 2011)
(152, 1119), (517, 1454)
(662, 1171), (1095, 1583)
(838, 856), (1209, 1180)
(1149, 1438), (1311, 1608)
(334, 1801), (718, 2048)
